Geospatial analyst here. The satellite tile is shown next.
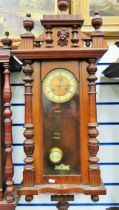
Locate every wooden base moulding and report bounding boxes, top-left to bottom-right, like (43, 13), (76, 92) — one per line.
(17, 183), (106, 198)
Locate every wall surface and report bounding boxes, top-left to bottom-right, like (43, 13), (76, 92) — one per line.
(10, 44), (119, 210)
(0, 0), (55, 36)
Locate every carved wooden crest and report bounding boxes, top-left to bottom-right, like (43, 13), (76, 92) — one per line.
(57, 28), (69, 47)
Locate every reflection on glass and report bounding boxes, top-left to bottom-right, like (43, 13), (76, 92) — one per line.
(89, 0), (119, 16)
(42, 69), (80, 175)
(0, 0), (55, 37)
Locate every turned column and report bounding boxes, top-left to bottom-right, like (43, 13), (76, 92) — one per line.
(2, 32), (14, 203)
(23, 60), (34, 200)
(71, 25), (79, 47)
(3, 62), (14, 203)
(45, 25), (53, 48)
(87, 59), (100, 202)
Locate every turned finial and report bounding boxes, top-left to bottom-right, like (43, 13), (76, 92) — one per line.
(1, 32), (13, 48)
(57, 0), (69, 13)
(23, 13), (34, 32)
(92, 11), (102, 31)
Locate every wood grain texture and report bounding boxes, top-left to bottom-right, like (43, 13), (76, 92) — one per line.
(0, 49), (10, 63)
(17, 58), (106, 197)
(16, 4), (107, 200)
(17, 183), (106, 195)
(32, 61), (43, 184)
(3, 62), (14, 203)
(0, 203), (16, 210)
(42, 60), (80, 182)
(0, 49), (16, 207)
(87, 59), (101, 186)
(23, 60), (35, 187)
(79, 61), (89, 184)
(19, 14), (34, 49)
(12, 48), (107, 60)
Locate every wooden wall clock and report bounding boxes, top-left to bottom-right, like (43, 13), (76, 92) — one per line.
(10, 0), (108, 208)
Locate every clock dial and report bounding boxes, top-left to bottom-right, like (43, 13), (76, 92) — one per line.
(43, 69), (76, 103)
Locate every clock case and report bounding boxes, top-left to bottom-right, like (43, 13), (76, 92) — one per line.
(12, 4), (108, 203)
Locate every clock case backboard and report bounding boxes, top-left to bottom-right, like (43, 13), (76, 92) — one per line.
(42, 61), (80, 177)
(12, 3), (108, 202)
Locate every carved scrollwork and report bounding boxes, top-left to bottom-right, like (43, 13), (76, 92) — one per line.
(57, 28), (69, 47)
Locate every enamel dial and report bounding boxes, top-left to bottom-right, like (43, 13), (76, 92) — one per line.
(43, 68), (76, 103)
